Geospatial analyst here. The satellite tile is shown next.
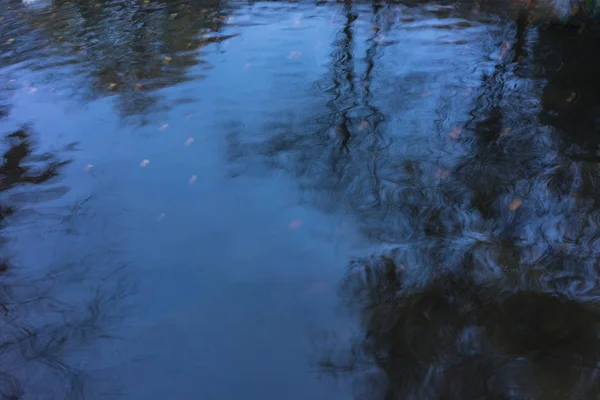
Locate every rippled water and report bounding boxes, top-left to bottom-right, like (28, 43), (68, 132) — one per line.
(2, 0), (600, 398)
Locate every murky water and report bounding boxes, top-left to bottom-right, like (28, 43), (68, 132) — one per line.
(2, 0), (600, 398)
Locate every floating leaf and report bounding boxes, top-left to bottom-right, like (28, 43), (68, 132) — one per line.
(157, 213), (166, 221)
(107, 82), (116, 90)
(140, 159), (150, 167)
(159, 124), (168, 131)
(501, 127), (511, 136)
(287, 51), (302, 59)
(450, 127), (462, 139)
(435, 169), (450, 180)
(163, 56), (172, 64)
(134, 83), (144, 90)
(289, 219), (302, 230)
(189, 175), (197, 184)
(83, 164), (94, 171)
(184, 137), (194, 146)
(305, 282), (328, 295)
(28, 87), (37, 94)
(566, 92), (577, 103)
(5, 38), (14, 45)
(508, 198), (522, 211)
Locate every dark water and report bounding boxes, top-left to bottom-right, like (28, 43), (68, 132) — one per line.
(2, 0), (600, 398)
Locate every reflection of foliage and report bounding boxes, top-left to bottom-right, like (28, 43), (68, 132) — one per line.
(0, 130), (68, 190)
(535, 27), (600, 149)
(221, 3), (600, 398)
(313, 18), (600, 400)
(0, 129), (130, 399)
(0, 0), (232, 121)
(324, 253), (600, 399)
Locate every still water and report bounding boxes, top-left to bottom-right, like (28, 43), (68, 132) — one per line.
(2, 0), (600, 398)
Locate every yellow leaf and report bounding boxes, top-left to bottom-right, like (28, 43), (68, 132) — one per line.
(508, 198), (522, 211)
(566, 92), (577, 103)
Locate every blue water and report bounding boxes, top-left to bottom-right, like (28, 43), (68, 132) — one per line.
(3, 0), (600, 398)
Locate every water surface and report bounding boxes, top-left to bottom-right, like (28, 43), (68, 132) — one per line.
(2, 0), (600, 398)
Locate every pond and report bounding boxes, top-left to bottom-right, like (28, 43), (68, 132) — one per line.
(2, 0), (600, 398)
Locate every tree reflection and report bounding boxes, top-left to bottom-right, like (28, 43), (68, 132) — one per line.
(0, 128), (130, 398)
(221, 3), (600, 398)
(0, 0), (233, 121)
(535, 26), (600, 152)
(325, 251), (600, 399)
(318, 14), (600, 400)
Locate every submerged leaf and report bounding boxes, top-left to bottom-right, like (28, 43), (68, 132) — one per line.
(450, 127), (462, 139)
(289, 219), (302, 230)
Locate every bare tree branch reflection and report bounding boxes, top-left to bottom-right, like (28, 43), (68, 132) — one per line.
(0, 128), (131, 399)
(0, 0), (233, 122)
(219, 3), (600, 398)
(315, 14), (600, 400)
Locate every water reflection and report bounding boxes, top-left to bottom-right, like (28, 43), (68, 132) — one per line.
(327, 254), (600, 399)
(536, 26), (600, 151)
(4, 0), (600, 397)
(0, 128), (129, 398)
(0, 0), (234, 121)
(224, 3), (600, 399)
